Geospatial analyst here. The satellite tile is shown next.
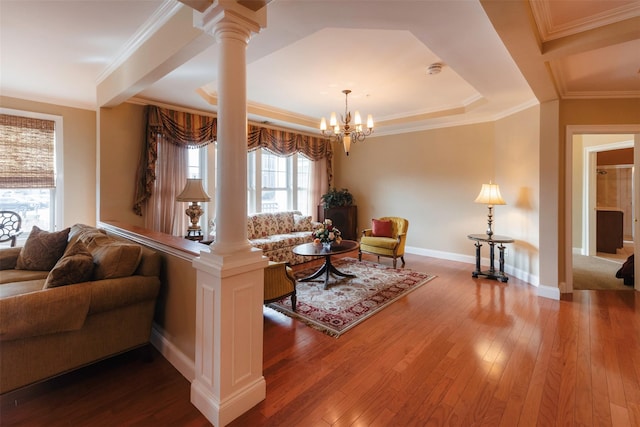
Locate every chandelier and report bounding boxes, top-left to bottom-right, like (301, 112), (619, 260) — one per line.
(320, 89), (374, 156)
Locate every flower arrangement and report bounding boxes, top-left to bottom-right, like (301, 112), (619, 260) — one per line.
(313, 219), (342, 245)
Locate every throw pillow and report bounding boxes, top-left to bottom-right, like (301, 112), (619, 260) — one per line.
(372, 219), (393, 238)
(294, 214), (313, 232)
(43, 240), (94, 288)
(89, 240), (143, 280)
(16, 226), (71, 271)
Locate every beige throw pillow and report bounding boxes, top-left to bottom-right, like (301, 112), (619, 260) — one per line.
(16, 226), (71, 271)
(43, 240), (94, 288)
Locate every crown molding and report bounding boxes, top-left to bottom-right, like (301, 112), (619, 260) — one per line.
(96, 0), (185, 84)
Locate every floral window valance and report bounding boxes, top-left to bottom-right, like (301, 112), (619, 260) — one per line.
(133, 105), (333, 216)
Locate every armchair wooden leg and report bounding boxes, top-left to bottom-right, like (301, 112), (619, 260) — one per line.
(393, 258), (397, 268)
(358, 250), (362, 262)
(401, 256), (405, 267)
(291, 292), (297, 312)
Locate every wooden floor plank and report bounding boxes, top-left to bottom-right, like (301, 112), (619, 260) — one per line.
(2, 253), (639, 427)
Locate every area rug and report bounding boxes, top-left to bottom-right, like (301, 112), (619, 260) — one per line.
(267, 257), (436, 337)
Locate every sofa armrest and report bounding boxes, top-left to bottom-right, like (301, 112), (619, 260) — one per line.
(361, 228), (373, 237)
(0, 284), (91, 341)
(0, 247), (22, 270)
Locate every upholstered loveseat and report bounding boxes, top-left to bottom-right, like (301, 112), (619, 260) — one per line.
(246, 211), (319, 265)
(0, 224), (161, 394)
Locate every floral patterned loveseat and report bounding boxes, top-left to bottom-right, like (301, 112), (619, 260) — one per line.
(247, 211), (320, 265)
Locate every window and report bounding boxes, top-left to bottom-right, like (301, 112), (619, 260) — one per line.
(0, 109), (63, 245)
(247, 149), (312, 215)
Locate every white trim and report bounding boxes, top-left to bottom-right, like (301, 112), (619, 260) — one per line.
(96, 0), (184, 84)
(537, 284), (560, 300)
(565, 125), (640, 293)
(150, 324), (195, 382)
(405, 246), (540, 289)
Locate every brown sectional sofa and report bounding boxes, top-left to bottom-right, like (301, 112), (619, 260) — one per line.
(0, 224), (161, 394)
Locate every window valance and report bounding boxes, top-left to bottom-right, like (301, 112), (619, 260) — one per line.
(134, 105), (333, 216)
(147, 105), (216, 149)
(247, 125), (332, 161)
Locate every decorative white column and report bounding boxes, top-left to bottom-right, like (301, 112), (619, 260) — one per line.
(190, 3), (267, 426)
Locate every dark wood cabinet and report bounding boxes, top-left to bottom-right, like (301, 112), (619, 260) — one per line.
(596, 209), (623, 254)
(317, 205), (358, 241)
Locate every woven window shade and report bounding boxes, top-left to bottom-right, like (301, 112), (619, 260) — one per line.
(0, 114), (55, 189)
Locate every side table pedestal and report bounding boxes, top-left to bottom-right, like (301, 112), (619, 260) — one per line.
(467, 234), (514, 283)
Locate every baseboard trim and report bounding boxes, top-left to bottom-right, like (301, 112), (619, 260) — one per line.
(150, 324), (195, 382)
(405, 246), (540, 288)
(537, 284), (561, 300)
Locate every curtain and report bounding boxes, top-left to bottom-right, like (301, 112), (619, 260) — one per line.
(310, 157), (329, 220)
(0, 114), (55, 189)
(133, 105), (333, 221)
(144, 140), (188, 235)
(134, 106), (216, 216)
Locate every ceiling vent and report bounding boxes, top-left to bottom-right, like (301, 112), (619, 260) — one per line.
(427, 63), (443, 75)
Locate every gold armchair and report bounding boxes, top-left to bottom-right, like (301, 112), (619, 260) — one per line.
(264, 261), (297, 311)
(358, 217), (409, 268)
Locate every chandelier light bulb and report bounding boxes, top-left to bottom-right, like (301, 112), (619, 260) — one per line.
(320, 117), (327, 131)
(319, 89), (374, 155)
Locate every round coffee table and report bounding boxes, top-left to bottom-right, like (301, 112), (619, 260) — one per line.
(292, 240), (359, 289)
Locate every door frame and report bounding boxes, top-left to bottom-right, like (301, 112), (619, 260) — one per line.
(582, 140), (634, 256)
(565, 124), (640, 292)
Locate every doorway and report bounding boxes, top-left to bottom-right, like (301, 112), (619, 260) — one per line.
(567, 126), (640, 292)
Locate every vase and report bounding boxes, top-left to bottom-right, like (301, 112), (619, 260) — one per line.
(322, 241), (332, 250)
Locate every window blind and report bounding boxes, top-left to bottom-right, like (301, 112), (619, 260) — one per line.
(0, 114), (55, 188)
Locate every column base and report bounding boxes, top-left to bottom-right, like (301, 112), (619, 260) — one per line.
(191, 376), (266, 427)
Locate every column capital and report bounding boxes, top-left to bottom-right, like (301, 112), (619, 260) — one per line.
(195, 0), (266, 41)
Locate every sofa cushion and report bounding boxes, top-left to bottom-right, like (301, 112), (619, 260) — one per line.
(88, 238), (143, 280)
(372, 219), (393, 238)
(274, 211), (295, 234)
(293, 214), (313, 232)
(68, 224), (107, 246)
(0, 247), (21, 270)
(43, 240), (94, 289)
(251, 213), (278, 238)
(0, 278), (45, 298)
(15, 226), (71, 271)
(0, 269), (49, 285)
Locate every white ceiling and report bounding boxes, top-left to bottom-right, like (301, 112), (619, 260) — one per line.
(1, 0), (638, 136)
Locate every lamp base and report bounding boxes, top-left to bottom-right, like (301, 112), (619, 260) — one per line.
(186, 229), (203, 241)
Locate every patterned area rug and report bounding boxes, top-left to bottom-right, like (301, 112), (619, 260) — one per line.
(267, 257), (436, 337)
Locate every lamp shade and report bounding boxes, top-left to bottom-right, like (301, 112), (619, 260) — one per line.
(474, 183), (506, 205)
(176, 179), (211, 202)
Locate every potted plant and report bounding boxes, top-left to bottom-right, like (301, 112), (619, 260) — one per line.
(321, 188), (354, 209)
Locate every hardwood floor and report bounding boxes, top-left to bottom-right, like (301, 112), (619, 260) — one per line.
(2, 253), (639, 426)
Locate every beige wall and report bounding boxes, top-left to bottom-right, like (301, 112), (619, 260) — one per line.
(98, 103), (146, 226)
(334, 121), (495, 257)
(494, 105), (540, 281)
(334, 106), (542, 282)
(98, 102), (197, 360)
(1, 96), (97, 228)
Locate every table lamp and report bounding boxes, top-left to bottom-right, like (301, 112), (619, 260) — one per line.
(474, 182), (506, 238)
(176, 178), (211, 239)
